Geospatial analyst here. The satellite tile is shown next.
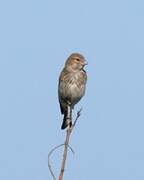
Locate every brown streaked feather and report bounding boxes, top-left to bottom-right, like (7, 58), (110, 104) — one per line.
(58, 53), (87, 130)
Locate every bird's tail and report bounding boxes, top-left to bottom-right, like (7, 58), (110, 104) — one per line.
(61, 112), (72, 130)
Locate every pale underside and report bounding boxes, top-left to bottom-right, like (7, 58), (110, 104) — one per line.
(58, 69), (87, 114)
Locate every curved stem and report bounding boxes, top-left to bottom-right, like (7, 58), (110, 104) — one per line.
(58, 109), (82, 180)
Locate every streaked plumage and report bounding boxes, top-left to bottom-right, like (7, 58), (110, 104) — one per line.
(58, 53), (87, 129)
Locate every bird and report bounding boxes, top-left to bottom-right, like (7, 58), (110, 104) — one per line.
(58, 53), (87, 130)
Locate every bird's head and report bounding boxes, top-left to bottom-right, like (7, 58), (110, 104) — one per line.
(65, 53), (88, 71)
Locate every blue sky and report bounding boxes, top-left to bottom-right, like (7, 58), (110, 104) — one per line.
(0, 0), (144, 180)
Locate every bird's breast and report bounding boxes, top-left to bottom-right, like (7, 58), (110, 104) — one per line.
(63, 73), (85, 103)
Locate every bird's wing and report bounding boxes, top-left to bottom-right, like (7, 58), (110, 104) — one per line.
(58, 70), (65, 114)
(59, 100), (64, 114)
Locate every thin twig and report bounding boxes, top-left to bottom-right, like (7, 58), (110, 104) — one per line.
(48, 144), (74, 180)
(59, 129), (72, 180)
(73, 108), (82, 128)
(58, 109), (82, 180)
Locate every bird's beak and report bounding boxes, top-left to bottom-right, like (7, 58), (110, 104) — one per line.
(84, 61), (88, 66)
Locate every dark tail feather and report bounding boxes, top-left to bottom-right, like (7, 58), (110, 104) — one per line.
(61, 112), (72, 130)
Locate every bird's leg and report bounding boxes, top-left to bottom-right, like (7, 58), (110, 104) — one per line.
(67, 105), (70, 119)
(67, 102), (72, 128)
(70, 106), (72, 121)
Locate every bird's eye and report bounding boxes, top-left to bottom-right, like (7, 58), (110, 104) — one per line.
(75, 58), (80, 61)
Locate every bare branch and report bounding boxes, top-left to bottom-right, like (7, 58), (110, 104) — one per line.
(58, 109), (82, 180)
(73, 108), (82, 128)
(48, 108), (82, 180)
(48, 144), (74, 180)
